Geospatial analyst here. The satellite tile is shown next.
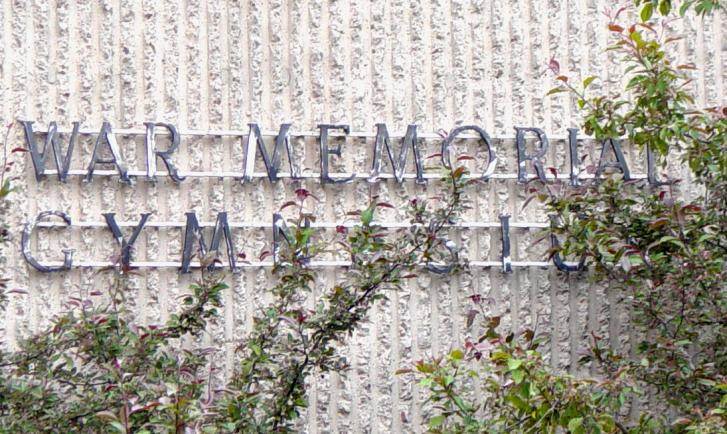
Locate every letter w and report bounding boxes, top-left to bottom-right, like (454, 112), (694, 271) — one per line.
(20, 121), (79, 182)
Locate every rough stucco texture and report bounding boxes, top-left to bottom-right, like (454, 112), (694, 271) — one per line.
(0, 1), (724, 432)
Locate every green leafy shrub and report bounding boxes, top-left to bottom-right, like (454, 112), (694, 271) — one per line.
(0, 265), (227, 433)
(216, 165), (470, 432)
(0, 161), (470, 432)
(634, 0), (722, 18)
(413, 2), (725, 433)
(409, 310), (656, 433)
(542, 0), (726, 425)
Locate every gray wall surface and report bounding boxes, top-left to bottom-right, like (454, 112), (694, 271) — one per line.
(0, 1), (724, 432)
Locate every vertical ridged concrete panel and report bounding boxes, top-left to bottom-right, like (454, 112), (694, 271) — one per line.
(0, 2), (724, 432)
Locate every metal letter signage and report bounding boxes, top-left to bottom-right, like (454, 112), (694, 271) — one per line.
(103, 213), (151, 267)
(595, 138), (631, 181)
(22, 211), (74, 272)
(181, 212), (238, 273)
(85, 122), (131, 184)
(20, 121), (79, 182)
(369, 123), (423, 184)
(16, 121), (654, 273)
(318, 124), (354, 184)
(499, 214), (513, 273)
(441, 125), (497, 180)
(145, 122), (185, 182)
(515, 127), (549, 183)
(567, 128), (581, 186)
(244, 123), (299, 182)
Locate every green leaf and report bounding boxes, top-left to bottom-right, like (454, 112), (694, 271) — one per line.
(416, 362), (435, 374)
(505, 393), (529, 412)
(546, 87), (566, 96)
(250, 343), (262, 356)
(429, 415), (446, 428)
(658, 0), (670, 15)
(598, 414), (616, 432)
(507, 358), (523, 371)
(583, 76), (597, 89)
(450, 349), (464, 361)
(679, 1), (693, 15)
(109, 421), (127, 433)
(361, 207), (374, 226)
(511, 369), (525, 384)
(640, 3), (654, 21)
(568, 416), (584, 432)
(95, 410), (119, 422)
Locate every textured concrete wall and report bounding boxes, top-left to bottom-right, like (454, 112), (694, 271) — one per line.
(0, 1), (724, 432)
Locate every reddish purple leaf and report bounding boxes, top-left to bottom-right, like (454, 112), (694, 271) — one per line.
(279, 201), (298, 211)
(548, 57), (560, 74)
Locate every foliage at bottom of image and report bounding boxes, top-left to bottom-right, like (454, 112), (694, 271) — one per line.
(409, 317), (637, 433)
(410, 308), (726, 434)
(0, 161), (471, 432)
(412, 1), (726, 433)
(0, 267), (227, 433)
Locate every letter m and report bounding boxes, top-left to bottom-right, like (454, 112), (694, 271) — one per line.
(369, 123), (423, 183)
(181, 212), (237, 273)
(243, 123), (299, 182)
